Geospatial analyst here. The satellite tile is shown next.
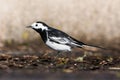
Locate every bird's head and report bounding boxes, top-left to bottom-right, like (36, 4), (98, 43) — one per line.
(27, 21), (48, 32)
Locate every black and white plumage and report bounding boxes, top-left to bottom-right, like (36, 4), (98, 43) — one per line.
(27, 21), (102, 52)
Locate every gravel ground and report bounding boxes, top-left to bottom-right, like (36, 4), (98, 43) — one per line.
(0, 43), (120, 80)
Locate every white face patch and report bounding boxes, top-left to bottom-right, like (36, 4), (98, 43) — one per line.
(31, 22), (48, 31)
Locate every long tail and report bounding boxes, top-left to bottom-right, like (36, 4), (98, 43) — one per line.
(70, 37), (105, 51)
(71, 41), (104, 51)
(80, 44), (105, 51)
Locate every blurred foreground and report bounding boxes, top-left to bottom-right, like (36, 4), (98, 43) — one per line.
(0, 52), (120, 80)
(0, 70), (120, 80)
(0, 41), (120, 80)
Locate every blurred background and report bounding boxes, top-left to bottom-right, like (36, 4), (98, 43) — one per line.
(0, 1), (120, 80)
(0, 0), (120, 50)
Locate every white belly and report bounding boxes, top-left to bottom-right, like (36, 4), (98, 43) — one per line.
(46, 40), (71, 51)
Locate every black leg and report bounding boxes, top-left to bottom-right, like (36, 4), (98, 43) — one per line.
(55, 51), (61, 58)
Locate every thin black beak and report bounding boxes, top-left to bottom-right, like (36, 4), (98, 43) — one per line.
(26, 26), (31, 28)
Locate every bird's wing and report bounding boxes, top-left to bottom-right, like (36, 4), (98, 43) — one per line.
(48, 28), (71, 44)
(48, 28), (85, 46)
(48, 36), (70, 44)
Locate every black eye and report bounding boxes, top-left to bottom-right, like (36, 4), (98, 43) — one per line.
(35, 24), (38, 26)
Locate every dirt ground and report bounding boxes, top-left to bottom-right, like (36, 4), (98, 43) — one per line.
(0, 41), (120, 80)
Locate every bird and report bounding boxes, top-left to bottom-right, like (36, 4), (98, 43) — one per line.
(27, 21), (103, 52)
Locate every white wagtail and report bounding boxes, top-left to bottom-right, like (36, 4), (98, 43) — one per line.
(27, 21), (103, 52)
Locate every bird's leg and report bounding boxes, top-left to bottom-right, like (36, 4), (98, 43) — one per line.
(55, 51), (61, 58)
(57, 51), (61, 56)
